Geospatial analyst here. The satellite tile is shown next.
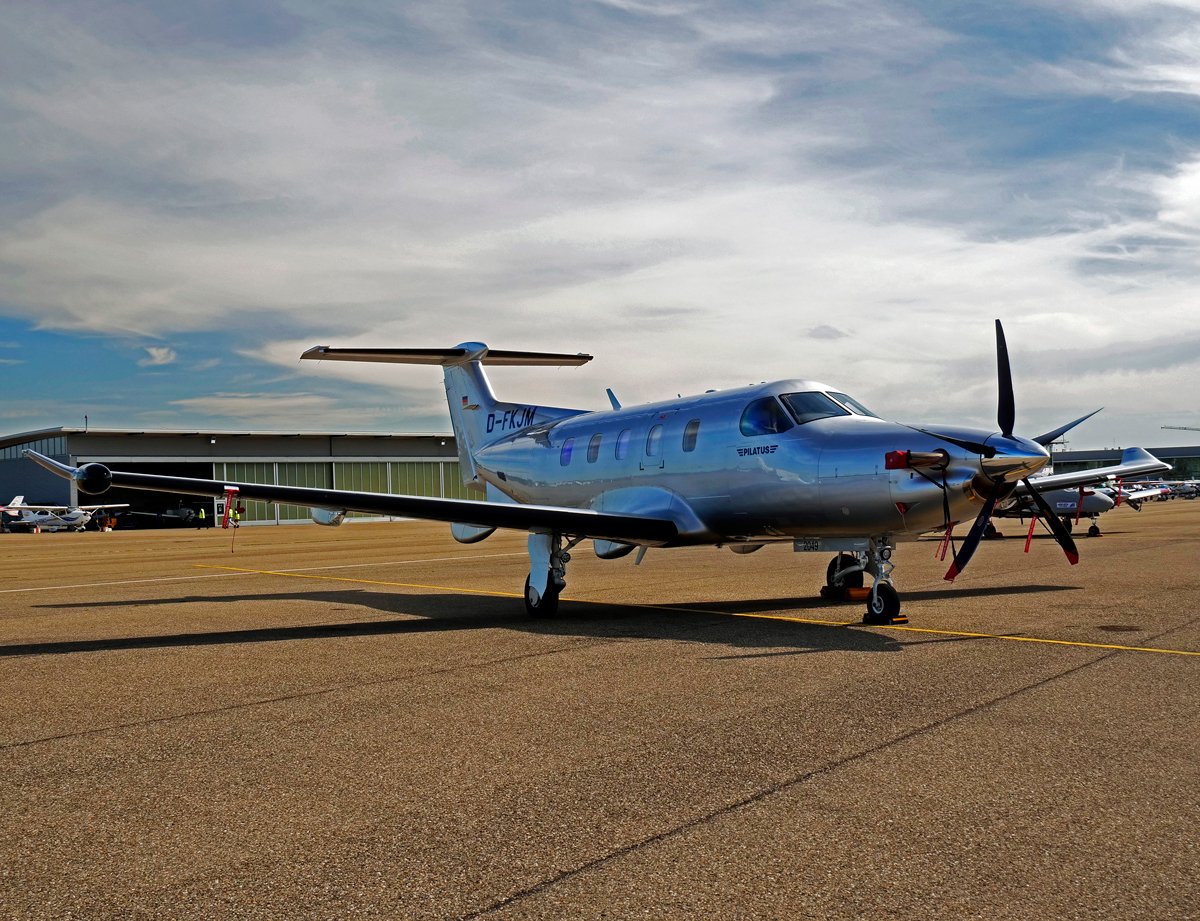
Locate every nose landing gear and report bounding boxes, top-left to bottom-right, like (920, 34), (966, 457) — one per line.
(822, 538), (908, 626)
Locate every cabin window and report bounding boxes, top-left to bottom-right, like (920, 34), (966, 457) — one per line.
(645, 424), (663, 457)
(829, 391), (878, 418)
(560, 437), (574, 466)
(682, 419), (701, 452)
(779, 391), (850, 425)
(587, 433), (602, 463)
(739, 397), (794, 436)
(615, 429), (632, 460)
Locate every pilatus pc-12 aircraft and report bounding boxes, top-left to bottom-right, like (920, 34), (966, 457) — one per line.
(27, 321), (1168, 625)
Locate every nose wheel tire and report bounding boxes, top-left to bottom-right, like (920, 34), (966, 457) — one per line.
(863, 582), (900, 625)
(524, 576), (561, 618)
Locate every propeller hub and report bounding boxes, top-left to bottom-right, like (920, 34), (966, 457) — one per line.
(979, 434), (1050, 483)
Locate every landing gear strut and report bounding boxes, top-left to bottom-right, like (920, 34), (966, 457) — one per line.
(524, 532), (579, 618)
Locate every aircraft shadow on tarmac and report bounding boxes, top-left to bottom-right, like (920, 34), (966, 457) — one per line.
(5, 582), (1076, 658)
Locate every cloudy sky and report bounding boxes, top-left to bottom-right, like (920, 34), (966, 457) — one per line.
(3, 0), (1200, 448)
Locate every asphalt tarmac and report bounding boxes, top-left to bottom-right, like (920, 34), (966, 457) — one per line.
(2, 502), (1198, 920)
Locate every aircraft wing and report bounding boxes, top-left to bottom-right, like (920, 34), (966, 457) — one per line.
(76, 504), (130, 511)
(24, 451), (679, 545)
(1121, 486), (1167, 501)
(1014, 447), (1171, 495)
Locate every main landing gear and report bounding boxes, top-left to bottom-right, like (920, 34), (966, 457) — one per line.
(823, 537), (907, 626)
(524, 532), (581, 618)
(1059, 516), (1101, 538)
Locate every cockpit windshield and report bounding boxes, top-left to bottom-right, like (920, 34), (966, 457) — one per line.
(829, 392), (878, 418)
(778, 392), (850, 425)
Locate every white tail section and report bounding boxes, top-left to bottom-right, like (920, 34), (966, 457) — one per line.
(301, 342), (591, 490)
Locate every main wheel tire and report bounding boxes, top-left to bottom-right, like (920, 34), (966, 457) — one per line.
(863, 583), (900, 625)
(826, 554), (864, 589)
(1061, 517), (1074, 534)
(524, 575), (560, 618)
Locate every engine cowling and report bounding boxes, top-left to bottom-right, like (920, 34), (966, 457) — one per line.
(311, 508), (346, 527)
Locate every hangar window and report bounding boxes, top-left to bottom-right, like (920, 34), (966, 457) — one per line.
(645, 424), (663, 457)
(560, 437), (575, 466)
(779, 392), (850, 426)
(587, 433), (603, 463)
(682, 419), (701, 452)
(615, 428), (632, 460)
(739, 398), (794, 436)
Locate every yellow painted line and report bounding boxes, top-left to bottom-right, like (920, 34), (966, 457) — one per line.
(632, 602), (1200, 657)
(196, 564), (1200, 658)
(866, 622), (1200, 656)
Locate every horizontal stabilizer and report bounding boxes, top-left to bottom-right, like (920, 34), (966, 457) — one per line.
(301, 345), (592, 367)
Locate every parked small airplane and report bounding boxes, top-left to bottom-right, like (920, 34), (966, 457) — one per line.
(1, 496), (128, 532)
(985, 465), (1169, 538)
(26, 321), (1170, 624)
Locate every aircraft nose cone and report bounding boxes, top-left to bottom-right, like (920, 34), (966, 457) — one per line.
(980, 435), (1050, 483)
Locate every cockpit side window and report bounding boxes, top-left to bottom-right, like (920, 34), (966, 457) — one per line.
(779, 392), (851, 425)
(739, 397), (795, 436)
(829, 391), (878, 418)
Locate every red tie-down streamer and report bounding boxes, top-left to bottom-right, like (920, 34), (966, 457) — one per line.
(221, 486), (239, 529)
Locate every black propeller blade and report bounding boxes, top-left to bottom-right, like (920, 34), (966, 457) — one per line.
(1020, 477), (1080, 565)
(944, 483), (1010, 582)
(941, 320), (1078, 581)
(995, 318), (1015, 438)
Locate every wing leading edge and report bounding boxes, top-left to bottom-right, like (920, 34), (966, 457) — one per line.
(24, 451), (678, 545)
(1014, 447), (1171, 496)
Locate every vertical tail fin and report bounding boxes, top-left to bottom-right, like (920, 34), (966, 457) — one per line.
(301, 342), (592, 491)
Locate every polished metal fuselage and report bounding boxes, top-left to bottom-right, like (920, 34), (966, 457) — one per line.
(470, 379), (1037, 546)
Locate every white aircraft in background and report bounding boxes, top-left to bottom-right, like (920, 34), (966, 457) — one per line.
(1, 496), (128, 532)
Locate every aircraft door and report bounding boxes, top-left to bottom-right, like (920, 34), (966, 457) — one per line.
(638, 412), (676, 472)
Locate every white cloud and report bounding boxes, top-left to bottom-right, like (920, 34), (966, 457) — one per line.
(137, 346), (177, 366)
(3, 1), (1200, 447)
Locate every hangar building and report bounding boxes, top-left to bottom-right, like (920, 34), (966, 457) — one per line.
(0, 427), (463, 527)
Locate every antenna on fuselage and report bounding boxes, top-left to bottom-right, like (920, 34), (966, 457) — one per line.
(606, 388), (621, 410)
